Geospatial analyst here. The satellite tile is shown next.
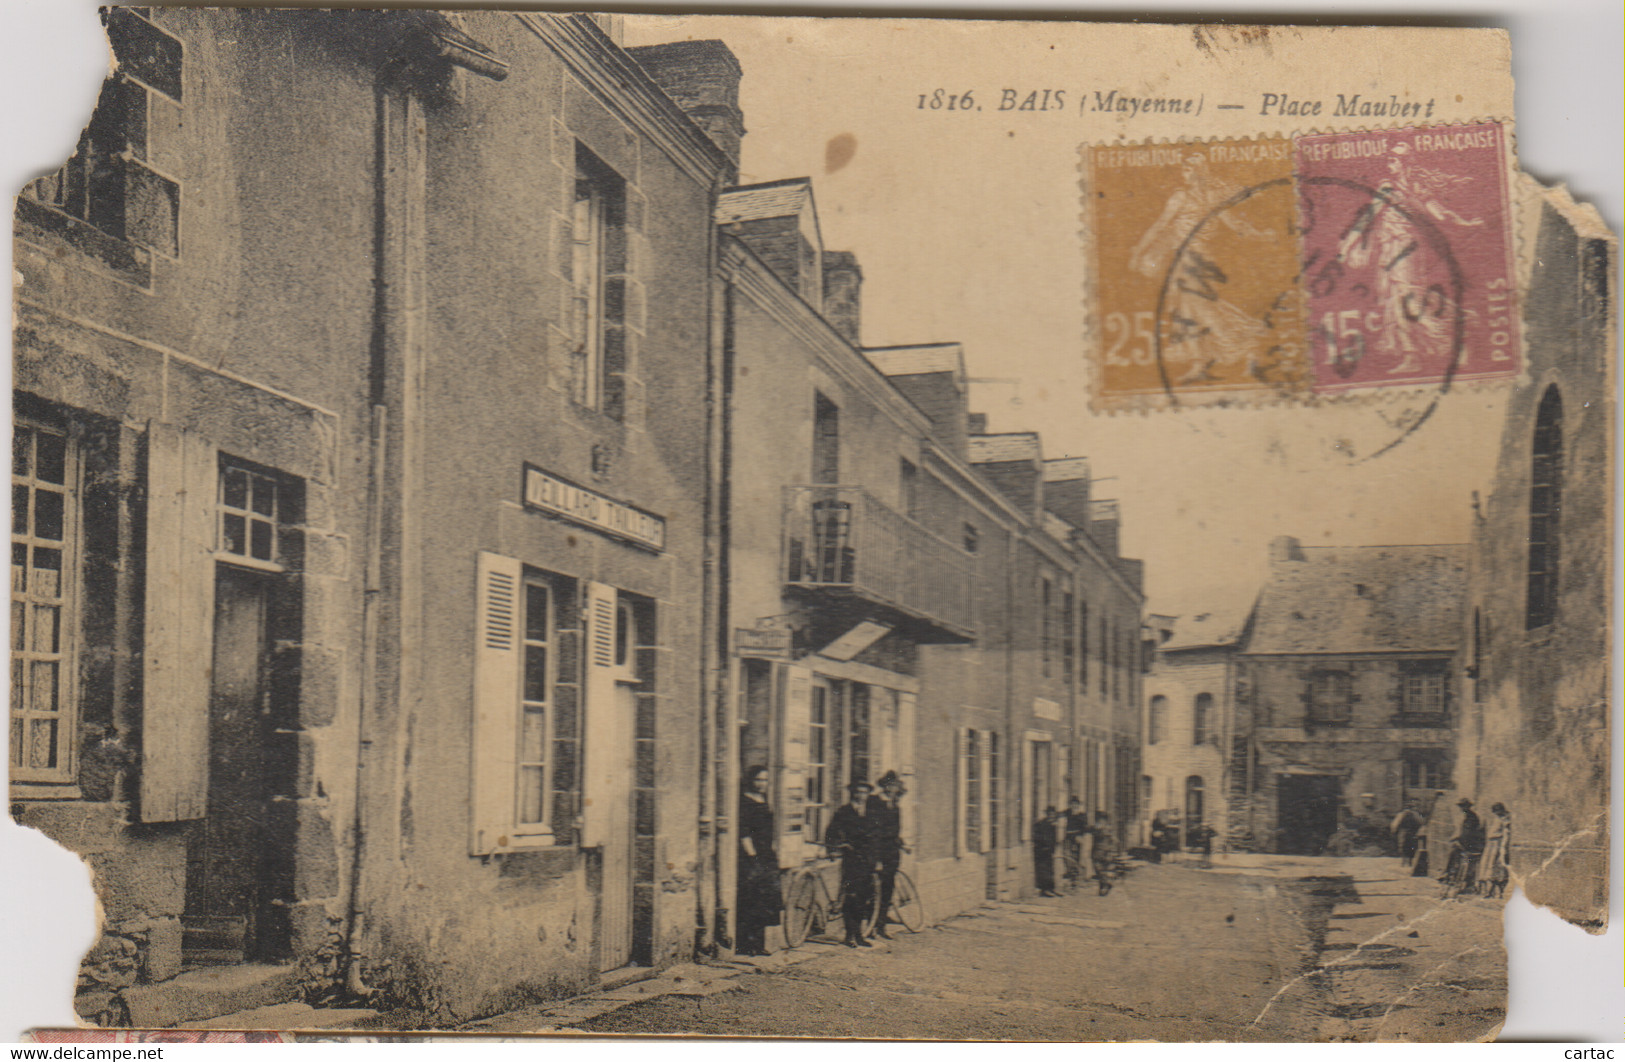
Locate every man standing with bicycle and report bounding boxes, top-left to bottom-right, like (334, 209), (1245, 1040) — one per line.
(1444, 797), (1486, 895)
(825, 780), (881, 947)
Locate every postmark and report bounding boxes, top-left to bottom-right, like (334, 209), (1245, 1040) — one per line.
(1086, 121), (1518, 408)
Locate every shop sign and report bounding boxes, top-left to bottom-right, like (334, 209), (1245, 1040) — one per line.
(522, 464), (665, 551)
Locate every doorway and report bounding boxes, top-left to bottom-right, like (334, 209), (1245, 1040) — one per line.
(1276, 774), (1342, 855)
(182, 565), (295, 964)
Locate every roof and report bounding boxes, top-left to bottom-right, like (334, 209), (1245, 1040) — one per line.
(1161, 608), (1249, 651)
(968, 433), (1040, 464)
(864, 344), (964, 379)
(716, 179), (814, 225)
(1043, 456), (1090, 484)
(1245, 544), (1469, 654)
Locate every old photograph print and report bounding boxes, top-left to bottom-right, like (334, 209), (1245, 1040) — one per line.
(6, 9), (1617, 1042)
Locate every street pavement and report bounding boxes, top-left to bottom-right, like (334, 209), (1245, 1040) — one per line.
(460, 853), (1506, 1042)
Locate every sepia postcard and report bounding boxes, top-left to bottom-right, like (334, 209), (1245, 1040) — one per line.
(4, 6), (1618, 1043)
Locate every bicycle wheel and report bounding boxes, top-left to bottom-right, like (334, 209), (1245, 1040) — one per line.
(848, 875), (880, 939)
(891, 870), (925, 932)
(782, 870), (825, 948)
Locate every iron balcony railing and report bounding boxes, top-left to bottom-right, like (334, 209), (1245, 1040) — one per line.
(782, 485), (976, 642)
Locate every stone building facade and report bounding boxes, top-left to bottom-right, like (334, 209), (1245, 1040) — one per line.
(12, 9), (730, 1025)
(1452, 186), (1614, 930)
(1232, 538), (1466, 855)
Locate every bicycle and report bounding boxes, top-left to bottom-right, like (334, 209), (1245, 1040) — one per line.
(1439, 844), (1481, 899)
(781, 847), (924, 947)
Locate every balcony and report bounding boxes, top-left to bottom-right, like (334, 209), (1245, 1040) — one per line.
(782, 485), (975, 644)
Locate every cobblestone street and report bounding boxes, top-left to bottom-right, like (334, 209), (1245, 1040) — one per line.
(462, 854), (1506, 1042)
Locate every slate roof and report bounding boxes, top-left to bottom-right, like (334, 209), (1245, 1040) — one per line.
(864, 344), (964, 378)
(716, 179), (814, 225)
(1245, 544), (1468, 654)
(1161, 608), (1249, 651)
(968, 433), (1040, 464)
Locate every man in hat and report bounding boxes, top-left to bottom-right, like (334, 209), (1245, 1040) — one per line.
(1445, 797), (1486, 892)
(824, 780), (881, 946)
(1032, 806), (1062, 897)
(867, 771), (909, 939)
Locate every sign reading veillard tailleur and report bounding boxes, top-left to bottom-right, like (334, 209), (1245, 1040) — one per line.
(522, 464), (666, 552)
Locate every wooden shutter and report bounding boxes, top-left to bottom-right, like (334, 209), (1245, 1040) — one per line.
(977, 730), (993, 854)
(470, 551), (523, 855)
(897, 692), (917, 849)
(140, 425), (216, 822)
(579, 580), (619, 848)
(778, 664), (811, 868)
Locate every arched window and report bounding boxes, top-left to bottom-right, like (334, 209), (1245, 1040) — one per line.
(1148, 695), (1167, 745)
(1527, 386), (1563, 629)
(1185, 776), (1204, 831)
(1193, 693), (1213, 745)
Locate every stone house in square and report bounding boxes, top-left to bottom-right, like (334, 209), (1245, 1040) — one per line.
(1232, 537), (1467, 856)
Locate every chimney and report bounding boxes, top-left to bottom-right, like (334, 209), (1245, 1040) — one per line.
(1088, 498), (1121, 557)
(626, 41), (745, 172)
(1269, 535), (1306, 563)
(1042, 457), (1091, 531)
(822, 251), (863, 344)
(968, 412), (987, 435)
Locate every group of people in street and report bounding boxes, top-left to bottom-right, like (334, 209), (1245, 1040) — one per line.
(1390, 793), (1512, 898)
(735, 766), (910, 956)
(1033, 798), (1117, 897)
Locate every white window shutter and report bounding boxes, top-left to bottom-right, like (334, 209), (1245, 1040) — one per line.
(140, 425), (216, 823)
(778, 664), (811, 868)
(977, 729), (993, 854)
(898, 692), (917, 849)
(470, 551), (523, 855)
(954, 726), (967, 858)
(579, 579), (619, 848)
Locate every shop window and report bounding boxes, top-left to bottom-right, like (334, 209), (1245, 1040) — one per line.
(806, 683), (829, 843)
(1526, 385), (1563, 630)
(1185, 776), (1204, 831)
(10, 423), (79, 784)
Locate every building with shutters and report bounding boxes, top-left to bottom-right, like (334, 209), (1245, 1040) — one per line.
(1229, 537), (1467, 856)
(1451, 188), (1613, 929)
(11, 9), (732, 1025)
(712, 173), (1146, 938)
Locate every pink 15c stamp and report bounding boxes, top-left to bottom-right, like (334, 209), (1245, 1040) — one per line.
(1294, 121), (1519, 393)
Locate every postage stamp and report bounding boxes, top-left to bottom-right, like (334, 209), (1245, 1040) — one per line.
(1295, 121), (1519, 394)
(1086, 121), (1518, 407)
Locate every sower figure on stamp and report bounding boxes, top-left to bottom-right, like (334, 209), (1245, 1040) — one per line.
(825, 780), (881, 947)
(1032, 807), (1061, 897)
(867, 771), (909, 939)
(735, 765), (780, 957)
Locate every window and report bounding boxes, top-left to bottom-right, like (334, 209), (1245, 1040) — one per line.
(963, 729), (981, 852)
(20, 10), (182, 264)
(806, 683), (829, 842)
(1098, 617), (1109, 695)
(570, 146), (626, 415)
(899, 458), (918, 519)
(11, 424), (78, 783)
(847, 682), (871, 787)
(962, 523), (979, 554)
(987, 731), (1001, 851)
(1526, 386), (1563, 629)
(1040, 576), (1054, 678)
(812, 393), (840, 485)
(1402, 749), (1448, 792)
(1185, 776), (1205, 831)
(1192, 692), (1213, 745)
(1062, 590), (1075, 685)
(470, 554), (582, 854)
(1147, 695), (1166, 745)
(1307, 669), (1353, 725)
(1398, 661), (1449, 721)
(218, 462), (281, 565)
(1078, 601), (1089, 688)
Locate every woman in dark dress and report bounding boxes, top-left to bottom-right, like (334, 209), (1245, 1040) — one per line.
(736, 765), (780, 956)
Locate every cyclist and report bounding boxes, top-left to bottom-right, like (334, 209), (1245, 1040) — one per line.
(825, 780), (881, 947)
(1091, 812), (1119, 895)
(1062, 796), (1090, 889)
